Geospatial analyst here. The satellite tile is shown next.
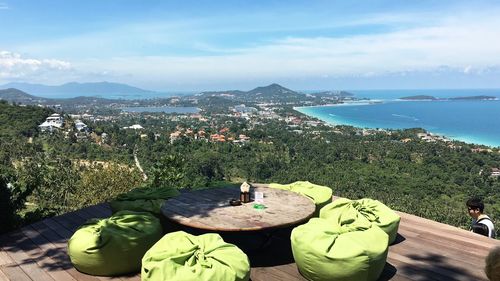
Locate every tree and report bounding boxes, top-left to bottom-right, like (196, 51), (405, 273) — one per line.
(32, 157), (80, 215)
(0, 158), (42, 233)
(77, 163), (143, 206)
(149, 155), (186, 189)
(0, 172), (17, 233)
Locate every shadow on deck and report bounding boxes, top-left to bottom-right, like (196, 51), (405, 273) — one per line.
(1, 202), (499, 281)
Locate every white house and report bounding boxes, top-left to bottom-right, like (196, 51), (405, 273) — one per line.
(492, 168), (500, 177)
(39, 113), (64, 132)
(74, 120), (88, 132)
(123, 124), (144, 130)
(234, 104), (257, 114)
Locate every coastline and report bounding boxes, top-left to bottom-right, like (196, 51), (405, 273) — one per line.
(294, 103), (500, 148)
(294, 100), (381, 110)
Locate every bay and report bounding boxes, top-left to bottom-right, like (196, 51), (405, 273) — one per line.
(296, 89), (500, 147)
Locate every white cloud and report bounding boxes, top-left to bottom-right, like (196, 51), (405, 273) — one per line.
(0, 51), (72, 82)
(5, 7), (500, 89)
(63, 9), (500, 89)
(76, 15), (500, 86)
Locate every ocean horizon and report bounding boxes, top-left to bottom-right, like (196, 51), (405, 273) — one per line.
(296, 89), (500, 148)
(26, 87), (500, 100)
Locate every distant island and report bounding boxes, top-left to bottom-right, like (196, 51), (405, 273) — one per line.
(400, 95), (497, 101)
(449, 95), (498, 101)
(0, 81), (159, 98)
(399, 95), (437, 101)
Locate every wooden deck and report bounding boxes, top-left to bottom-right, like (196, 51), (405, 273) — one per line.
(1, 202), (499, 281)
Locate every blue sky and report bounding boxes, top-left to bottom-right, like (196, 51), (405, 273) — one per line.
(1, 0), (500, 91)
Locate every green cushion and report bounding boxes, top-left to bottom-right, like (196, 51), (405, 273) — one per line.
(321, 198), (401, 244)
(269, 181), (332, 215)
(291, 208), (388, 281)
(68, 211), (163, 276)
(142, 231), (250, 281)
(109, 186), (180, 215)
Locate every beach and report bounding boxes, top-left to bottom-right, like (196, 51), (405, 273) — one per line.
(295, 93), (500, 148)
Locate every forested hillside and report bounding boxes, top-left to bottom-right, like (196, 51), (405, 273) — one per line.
(1, 101), (499, 238)
(135, 122), (500, 233)
(0, 102), (142, 233)
(0, 100), (52, 138)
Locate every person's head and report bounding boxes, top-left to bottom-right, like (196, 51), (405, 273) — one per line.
(467, 197), (485, 219)
(485, 246), (500, 281)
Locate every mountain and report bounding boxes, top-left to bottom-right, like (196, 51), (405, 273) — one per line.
(0, 88), (132, 108)
(0, 81), (157, 97)
(400, 95), (438, 100)
(0, 88), (50, 103)
(0, 100), (53, 138)
(197, 83), (307, 102)
(244, 83), (303, 100)
(247, 83), (296, 95)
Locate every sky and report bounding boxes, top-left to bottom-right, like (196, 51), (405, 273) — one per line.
(1, 0), (500, 92)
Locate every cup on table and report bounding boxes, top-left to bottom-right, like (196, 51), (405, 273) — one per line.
(254, 191), (264, 203)
(240, 192), (250, 203)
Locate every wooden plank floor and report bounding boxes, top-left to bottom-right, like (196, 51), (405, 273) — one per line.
(1, 203), (499, 281)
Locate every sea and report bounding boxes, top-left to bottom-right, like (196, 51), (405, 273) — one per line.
(296, 89), (500, 148)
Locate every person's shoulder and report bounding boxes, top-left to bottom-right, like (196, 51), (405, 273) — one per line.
(472, 224), (490, 236)
(476, 215), (495, 238)
(478, 214), (493, 222)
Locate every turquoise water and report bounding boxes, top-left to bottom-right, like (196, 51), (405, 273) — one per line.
(350, 89), (500, 101)
(121, 106), (199, 113)
(296, 89), (500, 147)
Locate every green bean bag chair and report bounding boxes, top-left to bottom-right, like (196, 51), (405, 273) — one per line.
(321, 198), (401, 245)
(269, 181), (332, 216)
(291, 208), (388, 281)
(109, 186), (180, 215)
(142, 231), (250, 281)
(68, 211), (162, 276)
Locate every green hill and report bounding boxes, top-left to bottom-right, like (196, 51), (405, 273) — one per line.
(198, 83), (307, 103)
(400, 95), (438, 100)
(0, 88), (50, 104)
(0, 100), (53, 138)
(450, 95), (497, 101)
(243, 83), (305, 101)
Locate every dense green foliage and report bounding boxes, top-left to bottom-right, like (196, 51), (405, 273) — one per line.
(0, 103), (143, 233)
(1, 101), (499, 239)
(0, 171), (18, 231)
(135, 121), (500, 236)
(0, 100), (52, 138)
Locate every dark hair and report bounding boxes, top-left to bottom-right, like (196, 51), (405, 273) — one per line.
(472, 223), (489, 237)
(467, 197), (485, 212)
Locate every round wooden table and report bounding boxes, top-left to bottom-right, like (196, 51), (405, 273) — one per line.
(161, 187), (316, 232)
